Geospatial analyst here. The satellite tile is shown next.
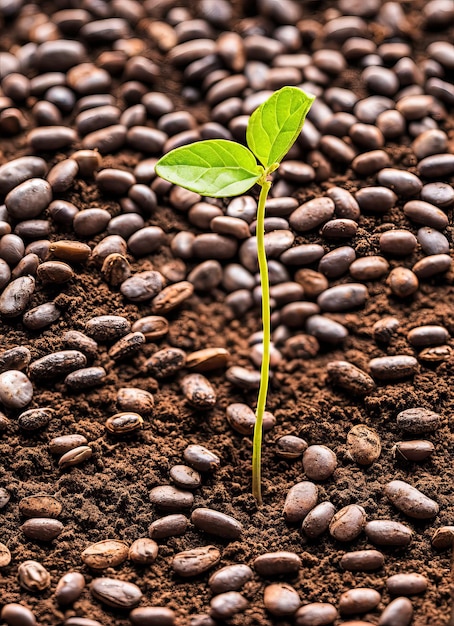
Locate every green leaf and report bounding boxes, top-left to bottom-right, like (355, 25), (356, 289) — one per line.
(246, 86), (315, 169)
(155, 139), (263, 198)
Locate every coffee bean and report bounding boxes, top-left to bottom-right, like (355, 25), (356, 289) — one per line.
(82, 540), (129, 569)
(396, 407), (440, 434)
(29, 351), (87, 380)
(18, 560), (51, 591)
(0, 276), (35, 317)
(18, 407), (54, 431)
(21, 518), (63, 542)
(365, 520), (413, 547)
(355, 186), (397, 213)
(49, 241), (91, 263)
(208, 564), (253, 594)
(385, 480), (438, 519)
(65, 619), (102, 626)
(172, 545), (221, 577)
(49, 434), (88, 455)
(185, 348), (229, 373)
(393, 440), (435, 462)
(340, 550), (384, 572)
(0, 157), (47, 196)
(417, 227), (449, 255)
(339, 588), (381, 615)
(127, 226), (165, 257)
(294, 602), (338, 626)
(248, 554), (297, 585)
(28, 126), (77, 151)
(264, 583), (300, 617)
(284, 481), (318, 523)
(0, 542), (11, 567)
(352, 150), (390, 176)
(148, 514), (188, 540)
(144, 348), (186, 379)
(350, 256), (389, 281)
(386, 573), (428, 595)
(130, 607), (175, 626)
(387, 267), (419, 298)
(169, 465), (201, 491)
(303, 445), (337, 481)
(0, 604), (37, 626)
(149, 485), (194, 511)
(150, 281), (193, 315)
(0, 233), (24, 266)
(65, 367), (107, 390)
(380, 230), (418, 256)
(105, 412), (143, 435)
(192, 508), (242, 539)
(421, 182), (454, 208)
(347, 425), (381, 465)
(418, 153), (454, 178)
(413, 254), (452, 278)
(369, 356), (419, 381)
(0, 346), (31, 374)
(55, 572), (86, 606)
(19, 495), (61, 519)
(22, 302), (61, 331)
(379, 597), (413, 626)
(116, 388), (154, 416)
(181, 374), (216, 409)
(0, 370), (33, 408)
(58, 445), (93, 469)
(432, 526), (454, 550)
(407, 325), (448, 348)
(226, 403), (274, 435)
(329, 505), (366, 542)
(37, 261), (74, 285)
(318, 246), (356, 278)
(306, 315), (348, 344)
(0, 413), (10, 432)
(47, 159), (79, 193)
(289, 198), (335, 232)
(73, 208), (110, 237)
(108, 332), (145, 361)
(327, 361), (376, 396)
(275, 435), (308, 459)
(121, 270), (164, 302)
(301, 502), (336, 539)
(90, 577), (142, 608)
(85, 315), (130, 341)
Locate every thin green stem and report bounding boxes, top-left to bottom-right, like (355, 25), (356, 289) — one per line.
(252, 178), (272, 505)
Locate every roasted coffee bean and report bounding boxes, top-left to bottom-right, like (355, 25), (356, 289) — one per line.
(281, 244), (325, 267)
(327, 361), (375, 396)
(58, 445), (93, 469)
(253, 551), (301, 577)
(128, 538), (158, 565)
(85, 315), (130, 341)
(289, 198), (335, 232)
(0, 156), (47, 196)
(186, 348), (229, 373)
(355, 186), (397, 213)
(91, 236), (127, 267)
(19, 495), (61, 519)
(71, 149), (102, 177)
(49, 241), (91, 263)
(275, 435), (308, 459)
(144, 348), (186, 378)
(0, 347), (30, 373)
(187, 259), (222, 290)
(47, 159), (79, 193)
(393, 440), (435, 462)
(82, 540), (129, 569)
(347, 425), (381, 465)
(21, 518), (63, 541)
(303, 445), (337, 481)
(181, 374), (216, 409)
(0, 233), (24, 266)
(127, 226), (165, 257)
(108, 332), (145, 361)
(49, 434), (88, 455)
(191, 508), (242, 540)
(131, 316), (168, 341)
(150, 281), (193, 315)
(226, 403), (274, 435)
(413, 254), (451, 278)
(396, 407), (440, 434)
(341, 550), (384, 572)
(431, 526), (454, 550)
(62, 331), (98, 358)
(170, 465), (201, 490)
(14, 222), (50, 241)
(129, 607), (175, 626)
(329, 505), (366, 542)
(294, 269), (327, 298)
(320, 218), (358, 239)
(386, 573), (428, 595)
(117, 388), (154, 416)
(18, 560), (51, 591)
(264, 583), (300, 617)
(172, 545), (221, 577)
(0, 276), (35, 317)
(0, 542), (11, 567)
(149, 486), (194, 511)
(301, 502), (336, 539)
(379, 597), (413, 626)
(418, 153), (454, 178)
(284, 481), (318, 523)
(339, 588), (381, 615)
(318, 246), (356, 278)
(121, 270), (164, 302)
(73, 208), (110, 237)
(36, 261), (74, 285)
(208, 564), (253, 594)
(23, 303), (61, 331)
(0, 604), (37, 626)
(350, 256), (389, 281)
(28, 127), (77, 151)
(380, 230), (418, 256)
(403, 200), (448, 230)
(55, 572), (85, 606)
(5, 179), (52, 220)
(387, 267), (419, 298)
(65, 367), (107, 390)
(96, 167), (135, 196)
(306, 315), (348, 344)
(148, 514), (188, 540)
(101, 253), (131, 286)
(407, 325), (448, 347)
(421, 182), (454, 208)
(18, 407), (54, 431)
(0, 370), (33, 408)
(48, 200), (79, 227)
(365, 520), (413, 547)
(90, 577), (142, 609)
(417, 227), (449, 255)
(105, 412), (143, 435)
(184, 444), (220, 472)
(369, 356), (419, 381)
(385, 480), (438, 519)
(29, 351), (87, 380)
(294, 602), (338, 626)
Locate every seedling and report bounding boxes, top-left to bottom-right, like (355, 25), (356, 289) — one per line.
(156, 87), (315, 503)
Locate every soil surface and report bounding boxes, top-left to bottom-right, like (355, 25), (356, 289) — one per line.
(0, 1), (453, 625)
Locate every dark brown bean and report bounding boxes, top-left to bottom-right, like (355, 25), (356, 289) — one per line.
(0, 275), (35, 317)
(303, 445), (337, 481)
(0, 346), (31, 373)
(149, 486), (193, 511)
(19, 495), (61, 519)
(128, 538), (158, 566)
(120, 270), (164, 302)
(85, 315), (130, 341)
(28, 127), (77, 151)
(21, 518), (63, 541)
(148, 514), (188, 540)
(264, 583), (300, 617)
(82, 125), (127, 154)
(275, 435), (308, 459)
(208, 564), (253, 594)
(131, 316), (168, 341)
(355, 186), (397, 213)
(254, 551), (301, 577)
(49, 434), (88, 455)
(350, 256), (389, 280)
(0, 157), (47, 196)
(181, 374), (216, 409)
(347, 425), (381, 465)
(144, 348), (186, 379)
(341, 550), (384, 572)
(379, 597), (413, 626)
(172, 546), (221, 577)
(328, 361), (376, 397)
(191, 508), (242, 539)
(318, 246), (356, 278)
(90, 577), (142, 609)
(413, 254), (451, 278)
(151, 281), (193, 315)
(365, 520), (413, 547)
(29, 351), (87, 380)
(23, 302), (61, 331)
(58, 445), (93, 469)
(65, 366), (106, 390)
(397, 407), (440, 434)
(386, 573), (428, 595)
(294, 602), (338, 626)
(380, 230), (418, 256)
(329, 505), (366, 542)
(18, 407), (53, 431)
(0, 603), (37, 626)
(393, 440), (435, 462)
(306, 315), (348, 344)
(81, 540), (129, 570)
(284, 481), (318, 523)
(301, 502), (336, 540)
(55, 572), (86, 606)
(417, 227), (449, 255)
(385, 480), (438, 519)
(369, 356), (419, 381)
(18, 560), (51, 591)
(129, 607), (175, 626)
(289, 198), (335, 232)
(339, 588), (381, 615)
(49, 241), (91, 263)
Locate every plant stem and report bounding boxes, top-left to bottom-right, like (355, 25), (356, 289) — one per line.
(252, 178), (272, 505)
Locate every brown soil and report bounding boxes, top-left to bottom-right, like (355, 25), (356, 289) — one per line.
(1, 1), (454, 625)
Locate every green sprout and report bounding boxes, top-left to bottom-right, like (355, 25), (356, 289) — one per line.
(156, 87), (315, 503)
